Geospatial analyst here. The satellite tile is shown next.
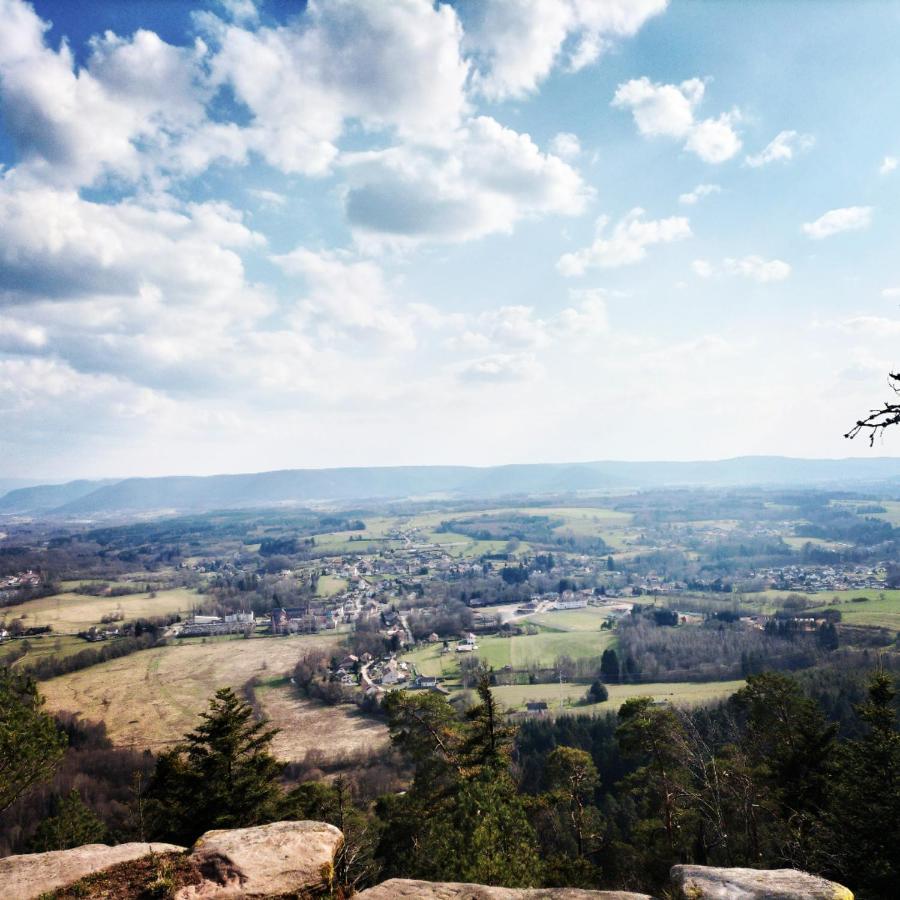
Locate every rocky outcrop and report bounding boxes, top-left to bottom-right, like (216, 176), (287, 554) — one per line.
(671, 864), (854, 900)
(178, 819), (344, 898)
(0, 825), (859, 900)
(0, 841), (185, 900)
(356, 881), (653, 899)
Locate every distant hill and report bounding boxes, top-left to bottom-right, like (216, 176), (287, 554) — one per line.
(3, 457), (900, 518)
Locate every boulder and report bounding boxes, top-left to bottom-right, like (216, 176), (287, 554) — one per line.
(0, 841), (185, 900)
(356, 880), (653, 899)
(670, 865), (854, 900)
(179, 820), (343, 898)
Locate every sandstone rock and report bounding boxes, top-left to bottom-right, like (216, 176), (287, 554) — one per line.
(356, 879), (654, 900)
(180, 819), (343, 898)
(0, 841), (185, 900)
(671, 865), (854, 900)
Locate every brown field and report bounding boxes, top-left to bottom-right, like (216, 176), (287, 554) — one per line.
(6, 587), (200, 633)
(39, 633), (343, 753)
(255, 680), (389, 762)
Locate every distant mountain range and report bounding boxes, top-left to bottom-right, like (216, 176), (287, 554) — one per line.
(3, 457), (900, 518)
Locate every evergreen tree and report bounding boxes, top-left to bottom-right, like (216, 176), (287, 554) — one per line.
(28, 789), (107, 852)
(0, 668), (67, 814)
(600, 649), (620, 684)
(730, 672), (836, 868)
(146, 687), (284, 844)
(825, 671), (900, 898)
(378, 677), (540, 887)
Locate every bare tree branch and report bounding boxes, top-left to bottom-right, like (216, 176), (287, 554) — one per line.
(846, 373), (900, 445)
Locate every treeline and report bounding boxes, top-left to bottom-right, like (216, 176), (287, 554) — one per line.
(11, 618), (172, 681)
(614, 615), (833, 683)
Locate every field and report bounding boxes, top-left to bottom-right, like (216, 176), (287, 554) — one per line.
(316, 575), (349, 596)
(4, 587), (200, 633)
(491, 679), (746, 714)
(39, 633), (344, 753)
(523, 606), (617, 631)
(0, 633), (88, 668)
(750, 588), (900, 630)
(254, 678), (389, 762)
(403, 630), (615, 680)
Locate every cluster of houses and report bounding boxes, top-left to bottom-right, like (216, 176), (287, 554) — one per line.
(754, 563), (888, 593)
(0, 569), (41, 590)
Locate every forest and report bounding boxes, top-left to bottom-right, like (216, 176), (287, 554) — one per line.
(2, 660), (898, 898)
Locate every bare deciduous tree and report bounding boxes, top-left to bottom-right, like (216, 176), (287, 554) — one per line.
(846, 373), (900, 444)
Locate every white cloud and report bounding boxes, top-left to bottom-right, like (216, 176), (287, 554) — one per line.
(879, 155), (898, 175)
(342, 116), (592, 247)
(0, 183), (265, 309)
(693, 256), (791, 282)
(745, 130), (814, 167)
(462, 0), (667, 100)
(557, 208), (691, 276)
(207, 0), (469, 175)
(457, 352), (541, 383)
(248, 188), (287, 207)
(612, 76), (741, 163)
(450, 290), (609, 353)
(692, 259), (713, 278)
(0, 0), (217, 188)
(679, 183), (720, 205)
(722, 255), (791, 282)
(550, 131), (582, 160)
(0, 316), (47, 352)
(272, 249), (415, 349)
(882, 287), (900, 299)
(802, 206), (873, 239)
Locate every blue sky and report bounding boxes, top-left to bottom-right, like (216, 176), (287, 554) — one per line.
(1, 0), (899, 479)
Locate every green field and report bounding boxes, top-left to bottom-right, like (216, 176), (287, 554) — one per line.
(316, 574), (349, 596)
(0, 633), (89, 668)
(490, 679), (746, 714)
(403, 630), (615, 681)
(523, 606), (615, 632)
(1, 586), (200, 633)
(424, 531), (527, 558)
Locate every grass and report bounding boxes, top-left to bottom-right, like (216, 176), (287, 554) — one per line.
(490, 679), (746, 714)
(402, 630), (615, 681)
(0, 633), (87, 667)
(3, 587), (200, 633)
(316, 574), (349, 596)
(523, 606), (616, 632)
(254, 677), (389, 762)
(39, 632), (341, 752)
(804, 590), (900, 630)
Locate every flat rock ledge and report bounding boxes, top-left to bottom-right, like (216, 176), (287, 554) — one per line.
(0, 841), (185, 900)
(177, 819), (344, 898)
(356, 880), (653, 899)
(671, 865), (854, 900)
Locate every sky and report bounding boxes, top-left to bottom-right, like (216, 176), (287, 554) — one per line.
(1, 0), (900, 480)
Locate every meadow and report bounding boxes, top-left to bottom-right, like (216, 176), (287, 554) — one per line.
(491, 678), (746, 714)
(253, 677), (389, 761)
(402, 628), (615, 680)
(4, 586), (201, 633)
(39, 632), (343, 754)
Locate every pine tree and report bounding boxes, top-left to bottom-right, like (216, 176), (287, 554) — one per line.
(825, 671), (900, 898)
(28, 789), (107, 852)
(146, 687), (284, 844)
(600, 648), (620, 684)
(0, 668), (67, 814)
